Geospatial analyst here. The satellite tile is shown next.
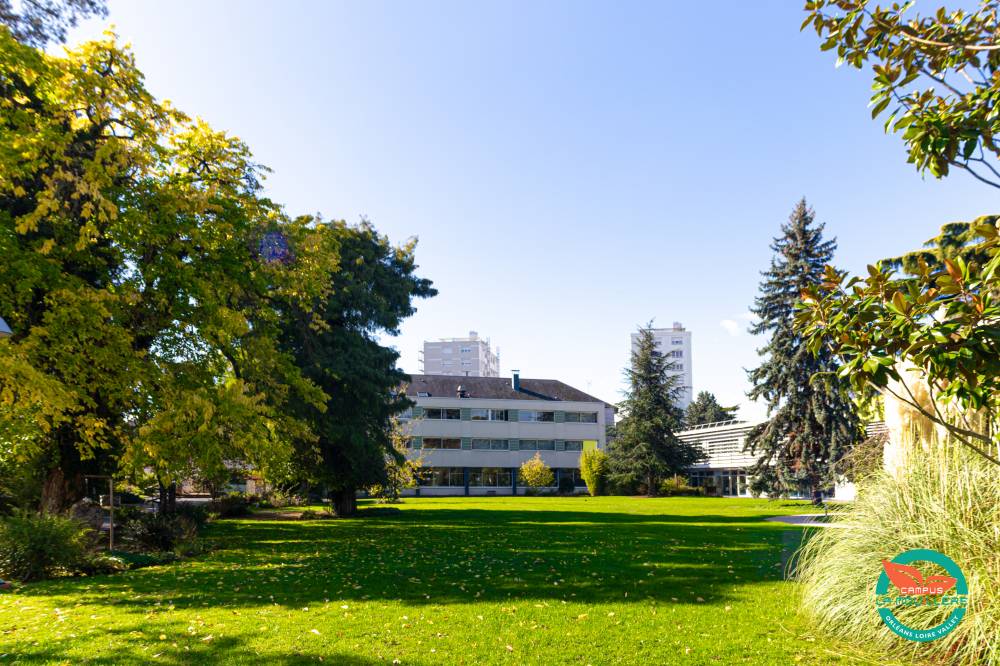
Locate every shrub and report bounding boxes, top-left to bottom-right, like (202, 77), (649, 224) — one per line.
(209, 492), (254, 518)
(795, 431), (1000, 665)
(658, 475), (703, 497)
(121, 511), (199, 552)
(0, 511), (92, 582)
(519, 453), (554, 488)
(558, 475), (576, 495)
(579, 449), (609, 496)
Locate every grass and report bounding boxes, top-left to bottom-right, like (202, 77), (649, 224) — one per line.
(0, 496), (901, 665)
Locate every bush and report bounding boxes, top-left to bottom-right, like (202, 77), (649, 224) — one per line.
(795, 431), (1000, 665)
(558, 475), (576, 494)
(0, 511), (92, 582)
(579, 449), (609, 496)
(519, 453), (554, 488)
(209, 492), (254, 518)
(121, 511), (199, 552)
(658, 475), (703, 497)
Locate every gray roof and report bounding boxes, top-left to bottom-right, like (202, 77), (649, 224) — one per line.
(405, 374), (611, 406)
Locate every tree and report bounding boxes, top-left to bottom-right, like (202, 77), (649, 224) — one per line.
(1, 0), (107, 47)
(277, 220), (435, 516)
(519, 453), (554, 489)
(684, 391), (738, 427)
(745, 199), (861, 497)
(610, 324), (704, 494)
(367, 419), (423, 504)
(799, 221), (1000, 467)
(803, 0), (1000, 189)
(578, 448), (609, 496)
(0, 31), (329, 511)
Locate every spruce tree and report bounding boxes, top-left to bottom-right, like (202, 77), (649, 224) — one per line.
(745, 199), (860, 497)
(684, 391), (738, 427)
(610, 324), (704, 494)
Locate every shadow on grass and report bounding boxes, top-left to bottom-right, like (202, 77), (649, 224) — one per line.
(13, 506), (807, 619)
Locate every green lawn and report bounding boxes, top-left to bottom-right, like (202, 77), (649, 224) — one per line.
(0, 497), (896, 664)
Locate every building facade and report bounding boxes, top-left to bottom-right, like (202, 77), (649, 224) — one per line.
(420, 331), (500, 377)
(400, 373), (611, 495)
(630, 322), (693, 408)
(676, 419), (855, 499)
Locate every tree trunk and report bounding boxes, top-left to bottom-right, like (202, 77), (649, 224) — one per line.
(331, 488), (357, 517)
(40, 467), (84, 514)
(158, 481), (177, 515)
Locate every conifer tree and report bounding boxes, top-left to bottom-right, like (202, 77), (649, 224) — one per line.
(610, 324), (704, 494)
(745, 199), (860, 497)
(684, 391), (738, 427)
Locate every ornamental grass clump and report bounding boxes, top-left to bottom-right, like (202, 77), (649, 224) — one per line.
(794, 428), (1000, 665)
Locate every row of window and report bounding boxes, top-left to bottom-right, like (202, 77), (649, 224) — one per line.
(417, 467), (585, 487)
(419, 408), (597, 423)
(415, 438), (585, 451)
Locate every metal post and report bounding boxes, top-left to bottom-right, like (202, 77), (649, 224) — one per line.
(108, 478), (114, 551)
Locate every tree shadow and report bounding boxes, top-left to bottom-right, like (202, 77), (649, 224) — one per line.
(13, 504), (809, 615)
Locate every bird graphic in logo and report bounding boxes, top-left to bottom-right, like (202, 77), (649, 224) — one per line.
(882, 560), (958, 596)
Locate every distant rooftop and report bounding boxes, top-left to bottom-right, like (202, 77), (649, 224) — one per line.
(405, 374), (611, 406)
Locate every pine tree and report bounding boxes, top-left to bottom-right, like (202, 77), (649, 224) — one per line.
(745, 199), (860, 497)
(684, 391), (738, 427)
(610, 324), (705, 494)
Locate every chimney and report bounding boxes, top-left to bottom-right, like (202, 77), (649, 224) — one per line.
(457, 384), (468, 398)
(512, 370), (521, 392)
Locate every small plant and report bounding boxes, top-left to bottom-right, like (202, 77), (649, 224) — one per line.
(519, 453), (554, 489)
(0, 511), (92, 582)
(121, 511), (200, 552)
(658, 475), (703, 497)
(209, 492), (254, 518)
(579, 448), (609, 496)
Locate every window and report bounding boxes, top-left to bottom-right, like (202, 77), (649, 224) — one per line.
(519, 440), (555, 451)
(417, 392), (430, 397)
(460, 346), (472, 353)
(461, 360), (472, 366)
(520, 410), (554, 423)
(469, 467), (512, 487)
(564, 440), (584, 452)
(424, 408), (460, 420)
(674, 364), (684, 371)
(442, 360), (453, 367)
(471, 438), (509, 451)
(669, 350), (683, 358)
(672, 338), (683, 345)
(564, 412), (598, 423)
(398, 408), (414, 420)
(558, 468), (587, 487)
(470, 408), (507, 421)
(419, 467), (464, 486)
(421, 438), (461, 450)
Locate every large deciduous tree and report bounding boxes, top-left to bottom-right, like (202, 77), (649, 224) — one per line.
(609, 325), (703, 494)
(745, 199), (860, 497)
(0, 30), (329, 511)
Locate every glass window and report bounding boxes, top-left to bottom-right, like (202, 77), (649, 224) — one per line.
(519, 439), (536, 451)
(520, 410), (554, 423)
(469, 467), (512, 487)
(419, 467), (465, 486)
(471, 438), (509, 451)
(564, 440), (583, 452)
(422, 438), (461, 450)
(524, 440), (555, 451)
(470, 408), (507, 421)
(564, 412), (598, 423)
(425, 408), (460, 420)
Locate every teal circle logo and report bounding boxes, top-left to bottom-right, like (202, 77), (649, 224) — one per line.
(875, 549), (968, 642)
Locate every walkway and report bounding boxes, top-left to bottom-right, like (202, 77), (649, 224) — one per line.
(765, 513), (848, 528)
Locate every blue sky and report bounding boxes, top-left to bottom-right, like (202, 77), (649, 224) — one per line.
(68, 1), (991, 419)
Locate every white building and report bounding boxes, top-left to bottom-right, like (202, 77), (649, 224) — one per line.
(676, 419), (854, 499)
(630, 322), (693, 408)
(420, 331), (500, 377)
(400, 372), (611, 495)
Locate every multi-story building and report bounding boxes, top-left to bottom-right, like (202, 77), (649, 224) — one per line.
(419, 331), (500, 377)
(400, 372), (612, 495)
(676, 419), (855, 499)
(630, 322), (693, 408)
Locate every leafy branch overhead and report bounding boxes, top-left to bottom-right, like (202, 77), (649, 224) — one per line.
(804, 0), (1000, 188)
(797, 218), (1000, 465)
